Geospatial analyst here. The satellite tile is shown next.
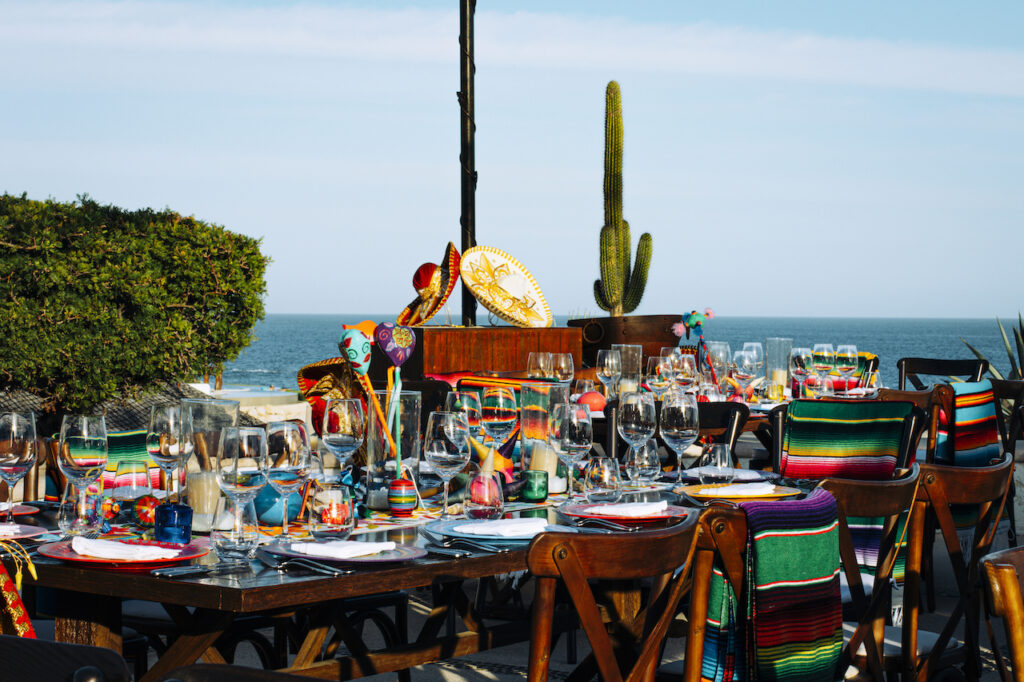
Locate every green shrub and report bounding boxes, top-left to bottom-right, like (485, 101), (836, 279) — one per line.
(0, 193), (268, 414)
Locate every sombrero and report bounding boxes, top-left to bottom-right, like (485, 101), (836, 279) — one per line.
(296, 357), (369, 469)
(396, 242), (461, 326)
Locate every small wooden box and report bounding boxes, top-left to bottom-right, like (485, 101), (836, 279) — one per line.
(369, 326), (582, 381)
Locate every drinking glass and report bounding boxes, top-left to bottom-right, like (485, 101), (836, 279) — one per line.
(423, 411), (470, 518)
(675, 354), (698, 391)
(790, 347), (814, 398)
(625, 439), (661, 484)
(0, 412), (36, 525)
(266, 421), (312, 538)
(583, 457), (622, 503)
(551, 353), (575, 384)
(481, 387), (517, 447)
(812, 344), (836, 397)
(147, 405), (192, 503)
(519, 384), (568, 471)
(699, 444), (734, 486)
(308, 475), (355, 541)
(445, 391), (483, 440)
(111, 460), (152, 502)
(742, 342), (765, 383)
(527, 352), (553, 379)
(835, 345), (859, 395)
(321, 398), (365, 470)
(57, 483), (103, 537)
(572, 378), (596, 396)
(595, 349), (622, 399)
(706, 342), (732, 391)
(215, 426), (269, 561)
(617, 392), (656, 477)
(731, 350), (756, 401)
(464, 468), (504, 520)
(645, 357), (673, 399)
(660, 392), (699, 469)
(58, 415), (108, 535)
(550, 402), (592, 500)
(181, 398), (239, 474)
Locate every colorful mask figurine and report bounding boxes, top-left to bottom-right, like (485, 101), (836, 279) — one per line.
(396, 242), (461, 326)
(374, 322), (417, 368)
(338, 328), (372, 376)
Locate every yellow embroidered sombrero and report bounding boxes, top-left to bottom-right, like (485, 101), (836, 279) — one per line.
(460, 246), (553, 328)
(396, 242), (461, 326)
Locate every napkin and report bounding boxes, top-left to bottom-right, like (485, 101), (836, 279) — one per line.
(696, 482), (778, 497)
(289, 540), (396, 559)
(684, 466), (762, 482)
(0, 523), (21, 536)
(584, 501), (668, 517)
(70, 537), (182, 561)
(451, 517), (548, 538)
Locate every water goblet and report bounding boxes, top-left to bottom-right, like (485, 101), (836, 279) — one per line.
(743, 342), (765, 383)
(790, 347), (814, 397)
(812, 344), (836, 397)
(266, 421), (312, 538)
(835, 345), (859, 395)
(583, 457), (622, 503)
(731, 350), (756, 401)
(572, 378), (596, 396)
(551, 353), (575, 385)
(147, 405), (191, 503)
(0, 412), (36, 526)
(624, 438), (661, 484)
(660, 392), (700, 470)
(423, 411), (470, 519)
(617, 392), (656, 476)
(675, 353), (699, 391)
(645, 357), (673, 400)
(481, 387), (517, 447)
(111, 460), (152, 503)
(58, 415), (108, 536)
(321, 399), (365, 471)
(706, 342), (732, 391)
(595, 349), (622, 399)
(699, 444), (735, 486)
(444, 391), (483, 440)
(214, 426), (269, 561)
(549, 402), (592, 500)
(527, 352), (553, 379)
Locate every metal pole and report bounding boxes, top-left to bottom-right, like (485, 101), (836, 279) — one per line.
(458, 0), (477, 326)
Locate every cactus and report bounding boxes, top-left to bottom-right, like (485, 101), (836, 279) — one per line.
(593, 81), (652, 317)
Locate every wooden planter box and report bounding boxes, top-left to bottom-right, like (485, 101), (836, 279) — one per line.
(368, 326), (582, 382)
(567, 314), (681, 367)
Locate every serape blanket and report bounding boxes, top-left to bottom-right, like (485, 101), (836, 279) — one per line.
(780, 400), (913, 480)
(701, 563), (746, 682)
(934, 379), (1002, 467)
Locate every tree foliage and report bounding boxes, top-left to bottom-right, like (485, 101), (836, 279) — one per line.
(0, 193), (268, 413)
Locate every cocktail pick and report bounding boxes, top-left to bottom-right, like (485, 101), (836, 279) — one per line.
(339, 328), (396, 457)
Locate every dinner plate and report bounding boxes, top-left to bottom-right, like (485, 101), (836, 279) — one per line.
(558, 503), (690, 524)
(264, 542), (426, 565)
(424, 518), (561, 545)
(0, 504), (40, 517)
(0, 524), (48, 540)
(679, 484), (802, 502)
(460, 246), (553, 328)
(36, 539), (210, 570)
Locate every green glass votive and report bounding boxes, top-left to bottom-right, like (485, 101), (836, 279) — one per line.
(522, 470), (549, 502)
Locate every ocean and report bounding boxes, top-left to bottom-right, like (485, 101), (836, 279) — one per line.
(221, 314), (1017, 391)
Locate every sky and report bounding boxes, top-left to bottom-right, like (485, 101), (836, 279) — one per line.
(2, 1), (1022, 319)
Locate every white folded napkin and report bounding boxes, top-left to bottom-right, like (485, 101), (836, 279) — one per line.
(452, 517), (548, 538)
(584, 501), (668, 517)
(684, 466), (762, 482)
(0, 523), (21, 536)
(696, 482), (778, 497)
(70, 537), (182, 561)
(289, 540), (396, 559)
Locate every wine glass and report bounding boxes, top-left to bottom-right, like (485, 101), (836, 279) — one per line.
(527, 352), (553, 379)
(835, 345), (859, 395)
(549, 402), (589, 500)
(699, 444), (734, 485)
(625, 438), (661, 484)
(444, 391), (483, 440)
(583, 457), (622, 503)
(572, 378), (596, 396)
(0, 412), (36, 525)
(617, 392), (656, 479)
(731, 350), (756, 401)
(706, 342), (731, 391)
(58, 415), (108, 536)
(423, 411), (470, 519)
(645, 357), (673, 399)
(595, 349), (622, 399)
(790, 347), (814, 398)
(551, 353), (575, 385)
(743, 342), (765, 384)
(464, 466), (504, 520)
(214, 426), (269, 561)
(481, 387), (517, 447)
(675, 354), (699, 391)
(557, 402), (593, 500)
(660, 392), (699, 470)
(812, 344), (836, 397)
(112, 460), (152, 503)
(147, 405), (192, 503)
(321, 399), (365, 470)
(266, 421), (312, 538)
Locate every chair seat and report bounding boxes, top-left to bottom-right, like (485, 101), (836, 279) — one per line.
(842, 622), (963, 658)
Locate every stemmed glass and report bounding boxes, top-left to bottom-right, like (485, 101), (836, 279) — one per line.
(812, 344), (836, 397)
(835, 345), (859, 395)
(445, 391), (483, 440)
(214, 426), (269, 560)
(147, 405), (192, 503)
(624, 439), (661, 484)
(731, 350), (757, 401)
(790, 347), (814, 398)
(0, 412), (36, 525)
(58, 415), (108, 536)
(527, 352), (553, 379)
(481, 387), (517, 447)
(551, 353), (575, 385)
(617, 392), (656, 481)
(706, 342), (732, 392)
(595, 349), (622, 399)
(321, 399), (365, 471)
(645, 357), (673, 399)
(743, 342), (765, 385)
(550, 402), (593, 500)
(660, 392), (700, 471)
(266, 421), (312, 538)
(423, 411), (470, 518)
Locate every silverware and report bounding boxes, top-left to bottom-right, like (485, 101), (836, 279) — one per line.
(256, 549), (353, 577)
(572, 518), (641, 532)
(151, 562), (252, 579)
(423, 544), (472, 559)
(419, 527), (511, 554)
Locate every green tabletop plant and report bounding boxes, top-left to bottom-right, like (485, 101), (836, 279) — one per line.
(593, 80), (652, 317)
(0, 193), (267, 427)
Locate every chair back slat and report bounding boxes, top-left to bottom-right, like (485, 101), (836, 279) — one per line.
(982, 547), (1024, 678)
(898, 357), (988, 391)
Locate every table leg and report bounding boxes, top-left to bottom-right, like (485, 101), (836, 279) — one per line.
(54, 590), (122, 652)
(139, 607), (234, 682)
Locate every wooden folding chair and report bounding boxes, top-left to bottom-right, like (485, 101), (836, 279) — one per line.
(983, 545), (1024, 681)
(898, 357), (988, 391)
(878, 385), (953, 464)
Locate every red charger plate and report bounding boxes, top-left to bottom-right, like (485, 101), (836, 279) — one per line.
(36, 538), (210, 570)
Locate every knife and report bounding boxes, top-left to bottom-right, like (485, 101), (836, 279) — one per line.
(151, 563), (252, 579)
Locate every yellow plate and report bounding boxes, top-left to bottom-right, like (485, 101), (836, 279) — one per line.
(460, 246), (553, 328)
(678, 483), (802, 502)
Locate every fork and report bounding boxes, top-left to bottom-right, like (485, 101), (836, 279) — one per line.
(572, 518), (641, 532)
(434, 537), (511, 554)
(256, 549), (353, 577)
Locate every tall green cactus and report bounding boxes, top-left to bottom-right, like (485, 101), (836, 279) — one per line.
(593, 81), (652, 317)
